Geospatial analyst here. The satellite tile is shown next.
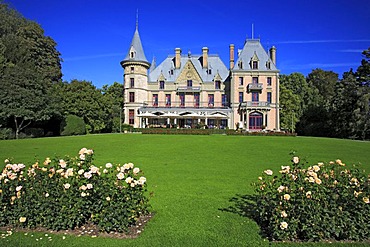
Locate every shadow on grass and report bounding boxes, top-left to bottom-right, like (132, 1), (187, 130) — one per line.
(219, 194), (269, 239)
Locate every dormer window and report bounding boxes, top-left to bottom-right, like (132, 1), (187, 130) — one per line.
(129, 47), (136, 59)
(250, 52), (259, 69)
(252, 61), (258, 69)
(170, 69), (174, 75)
(207, 69), (212, 74)
(215, 80), (221, 90)
(238, 61), (243, 69)
(159, 80), (165, 90)
(266, 61), (271, 69)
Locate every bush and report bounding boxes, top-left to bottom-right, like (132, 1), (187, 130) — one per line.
(23, 128), (44, 138)
(0, 148), (150, 233)
(0, 128), (14, 140)
(60, 115), (86, 136)
(252, 156), (370, 242)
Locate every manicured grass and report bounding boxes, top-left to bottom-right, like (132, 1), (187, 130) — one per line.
(1, 134), (370, 246)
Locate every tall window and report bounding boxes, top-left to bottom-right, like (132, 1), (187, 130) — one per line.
(252, 61), (258, 69)
(267, 92), (272, 103)
(159, 80), (165, 90)
(222, 94), (227, 107)
(129, 92), (135, 102)
(215, 80), (221, 90)
(129, 110), (134, 125)
(194, 93), (200, 107)
(208, 94), (214, 107)
(180, 93), (185, 107)
(130, 78), (134, 88)
(252, 92), (259, 102)
(187, 80), (192, 88)
(252, 77), (259, 84)
(239, 77), (244, 86)
(267, 77), (272, 86)
(165, 94), (171, 107)
(239, 92), (243, 103)
(152, 94), (158, 107)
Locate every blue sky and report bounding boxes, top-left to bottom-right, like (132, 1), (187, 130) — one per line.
(5, 0), (370, 88)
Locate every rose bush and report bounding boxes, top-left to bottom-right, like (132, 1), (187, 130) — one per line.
(0, 148), (150, 233)
(253, 156), (370, 242)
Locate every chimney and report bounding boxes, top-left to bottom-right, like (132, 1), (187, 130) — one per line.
(269, 46), (276, 65)
(175, 48), (181, 69)
(202, 47), (208, 69)
(229, 44), (235, 69)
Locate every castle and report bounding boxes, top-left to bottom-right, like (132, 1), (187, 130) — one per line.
(121, 26), (280, 131)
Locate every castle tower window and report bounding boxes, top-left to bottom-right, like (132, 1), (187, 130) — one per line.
(129, 92), (135, 102)
(130, 66), (134, 72)
(130, 51), (136, 58)
(130, 78), (135, 88)
(129, 110), (134, 125)
(160, 80), (165, 90)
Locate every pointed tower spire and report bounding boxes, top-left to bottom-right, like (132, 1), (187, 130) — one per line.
(150, 56), (156, 72)
(136, 9), (139, 30)
(121, 15), (150, 67)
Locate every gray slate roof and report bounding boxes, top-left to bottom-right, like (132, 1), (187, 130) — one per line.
(122, 28), (149, 64)
(233, 39), (278, 71)
(149, 53), (229, 82)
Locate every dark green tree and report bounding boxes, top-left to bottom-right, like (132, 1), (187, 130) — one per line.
(279, 84), (301, 132)
(53, 80), (110, 133)
(0, 3), (62, 138)
(102, 82), (124, 132)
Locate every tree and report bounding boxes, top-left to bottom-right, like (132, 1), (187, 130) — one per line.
(307, 69), (338, 100)
(53, 80), (110, 133)
(102, 82), (124, 132)
(279, 84), (301, 132)
(0, 3), (62, 138)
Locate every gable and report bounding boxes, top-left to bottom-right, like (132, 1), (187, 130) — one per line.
(175, 60), (203, 85)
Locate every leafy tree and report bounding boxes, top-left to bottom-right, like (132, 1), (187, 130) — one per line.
(102, 82), (124, 132)
(0, 3), (62, 138)
(279, 84), (301, 132)
(53, 80), (110, 133)
(307, 69), (338, 100)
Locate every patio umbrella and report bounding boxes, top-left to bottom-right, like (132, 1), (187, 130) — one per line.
(209, 113), (228, 118)
(137, 112), (157, 117)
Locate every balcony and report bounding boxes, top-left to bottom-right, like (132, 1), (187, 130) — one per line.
(143, 101), (229, 109)
(239, 101), (270, 111)
(247, 83), (263, 92)
(176, 86), (201, 93)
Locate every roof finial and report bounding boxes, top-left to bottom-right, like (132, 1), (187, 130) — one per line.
(252, 23), (254, 39)
(136, 9), (139, 30)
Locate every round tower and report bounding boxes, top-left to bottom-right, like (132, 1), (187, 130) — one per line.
(121, 26), (150, 128)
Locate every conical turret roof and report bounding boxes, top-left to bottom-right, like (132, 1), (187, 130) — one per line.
(122, 27), (149, 65)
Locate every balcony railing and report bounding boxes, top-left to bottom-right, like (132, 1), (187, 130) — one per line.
(176, 86), (201, 93)
(143, 101), (229, 108)
(247, 83), (263, 92)
(239, 101), (270, 109)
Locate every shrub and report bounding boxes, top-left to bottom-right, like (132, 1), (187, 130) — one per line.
(23, 127), (44, 138)
(0, 128), (14, 140)
(60, 115), (86, 136)
(0, 148), (150, 233)
(252, 156), (370, 242)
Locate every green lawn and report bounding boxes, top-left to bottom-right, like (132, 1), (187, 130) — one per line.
(1, 134), (370, 247)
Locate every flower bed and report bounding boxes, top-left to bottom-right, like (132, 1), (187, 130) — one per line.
(0, 148), (150, 234)
(253, 156), (370, 242)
